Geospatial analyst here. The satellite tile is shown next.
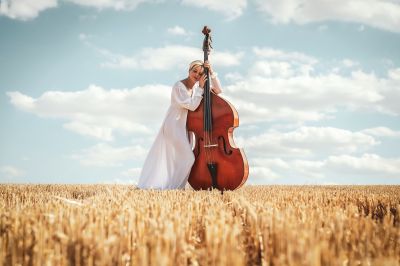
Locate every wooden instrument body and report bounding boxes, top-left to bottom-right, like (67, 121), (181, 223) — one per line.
(187, 92), (249, 190)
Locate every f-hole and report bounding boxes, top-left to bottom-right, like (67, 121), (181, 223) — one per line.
(218, 136), (232, 155)
(189, 132), (203, 157)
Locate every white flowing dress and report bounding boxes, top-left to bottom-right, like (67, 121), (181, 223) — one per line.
(138, 78), (221, 189)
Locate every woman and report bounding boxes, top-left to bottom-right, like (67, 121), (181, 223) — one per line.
(138, 60), (222, 189)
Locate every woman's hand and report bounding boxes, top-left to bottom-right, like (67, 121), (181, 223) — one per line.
(203, 60), (214, 75)
(199, 73), (207, 88)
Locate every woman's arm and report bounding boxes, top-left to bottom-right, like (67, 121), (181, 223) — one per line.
(211, 75), (222, 94)
(172, 82), (203, 111)
(204, 61), (222, 94)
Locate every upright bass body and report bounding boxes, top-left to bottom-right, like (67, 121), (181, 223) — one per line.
(187, 91), (249, 190)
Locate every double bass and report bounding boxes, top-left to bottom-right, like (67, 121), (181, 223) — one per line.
(187, 26), (249, 191)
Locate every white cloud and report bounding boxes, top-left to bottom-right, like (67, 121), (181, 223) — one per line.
(167, 25), (188, 36)
(361, 127), (400, 138)
(249, 61), (295, 79)
(222, 48), (400, 125)
(100, 178), (137, 185)
(324, 154), (400, 178)
(3, 0), (400, 35)
(225, 71), (383, 123)
(241, 126), (378, 158)
(254, 0), (400, 33)
(0, 0), (163, 20)
(71, 143), (147, 167)
(7, 84), (171, 141)
(65, 0), (152, 10)
(249, 157), (325, 182)
(86, 43), (244, 70)
(250, 166), (282, 181)
(181, 0), (247, 20)
(378, 68), (400, 115)
(248, 154), (400, 183)
(7, 91), (36, 110)
(0, 0), (57, 20)
(238, 125), (400, 183)
(253, 47), (318, 65)
(63, 121), (115, 141)
(342, 59), (359, 68)
(121, 167), (141, 178)
(388, 68), (400, 80)
(0, 165), (25, 179)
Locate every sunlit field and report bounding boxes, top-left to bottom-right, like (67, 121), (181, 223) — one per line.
(0, 185), (399, 265)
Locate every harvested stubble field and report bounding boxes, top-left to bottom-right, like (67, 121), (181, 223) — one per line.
(0, 185), (399, 266)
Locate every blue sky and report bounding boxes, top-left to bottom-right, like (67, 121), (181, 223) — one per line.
(1, 0), (400, 185)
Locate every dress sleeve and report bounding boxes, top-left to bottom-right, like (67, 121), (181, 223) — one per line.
(172, 82), (203, 111)
(211, 75), (222, 94)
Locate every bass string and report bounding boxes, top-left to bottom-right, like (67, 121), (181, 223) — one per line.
(204, 74), (213, 165)
(205, 79), (211, 165)
(209, 77), (217, 165)
(207, 76), (215, 165)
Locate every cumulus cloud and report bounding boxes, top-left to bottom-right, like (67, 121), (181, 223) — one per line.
(326, 154), (400, 176)
(240, 126), (379, 158)
(0, 0), (160, 20)
(222, 47), (400, 125)
(238, 124), (400, 183)
(254, 0), (400, 33)
(3, 0), (400, 35)
(0, 0), (57, 20)
(66, 0), (154, 11)
(121, 167), (141, 178)
(0, 165), (25, 180)
(0, 0), (245, 21)
(225, 71), (384, 123)
(360, 127), (400, 138)
(167, 25), (189, 36)
(95, 45), (243, 70)
(79, 36), (243, 70)
(7, 84), (171, 141)
(341, 59), (359, 68)
(100, 178), (137, 185)
(378, 68), (400, 115)
(181, 0), (247, 20)
(253, 47), (318, 65)
(71, 143), (147, 167)
(247, 158), (291, 182)
(250, 165), (282, 182)
(249, 154), (400, 183)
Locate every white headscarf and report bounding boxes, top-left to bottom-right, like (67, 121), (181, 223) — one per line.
(189, 60), (203, 71)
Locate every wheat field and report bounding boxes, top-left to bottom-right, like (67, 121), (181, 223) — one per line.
(0, 185), (399, 266)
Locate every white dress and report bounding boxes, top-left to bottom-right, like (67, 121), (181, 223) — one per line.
(138, 81), (202, 189)
(138, 78), (221, 189)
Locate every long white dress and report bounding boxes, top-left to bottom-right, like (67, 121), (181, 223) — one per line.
(138, 78), (221, 189)
(138, 81), (203, 189)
